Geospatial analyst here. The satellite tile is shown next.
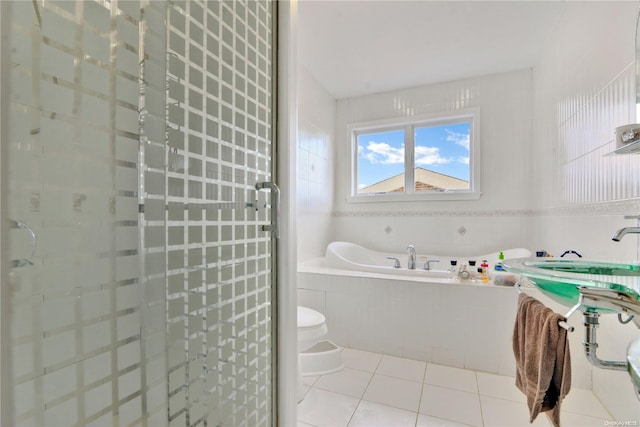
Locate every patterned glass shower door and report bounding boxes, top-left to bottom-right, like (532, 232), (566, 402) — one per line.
(3, 0), (276, 426)
(165, 1), (277, 426)
(5, 1), (169, 426)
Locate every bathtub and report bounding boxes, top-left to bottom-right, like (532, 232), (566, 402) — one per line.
(324, 241), (531, 279)
(296, 242), (592, 386)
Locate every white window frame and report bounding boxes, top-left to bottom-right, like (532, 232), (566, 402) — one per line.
(347, 109), (481, 203)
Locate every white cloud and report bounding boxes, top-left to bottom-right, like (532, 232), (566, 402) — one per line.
(446, 129), (470, 151)
(415, 146), (451, 166)
(361, 140), (458, 166)
(361, 141), (405, 164)
(457, 156), (469, 165)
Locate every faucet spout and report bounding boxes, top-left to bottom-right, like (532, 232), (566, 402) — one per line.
(407, 244), (416, 269)
(611, 227), (640, 242)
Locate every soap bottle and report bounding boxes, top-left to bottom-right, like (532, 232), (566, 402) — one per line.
(457, 264), (471, 281)
(468, 260), (478, 281)
(449, 260), (458, 278)
(480, 260), (489, 282)
(494, 251), (505, 271)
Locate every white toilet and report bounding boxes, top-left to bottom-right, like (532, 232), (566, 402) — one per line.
(297, 306), (328, 353)
(297, 306), (343, 402)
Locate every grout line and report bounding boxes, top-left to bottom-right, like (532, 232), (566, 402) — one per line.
(415, 362), (428, 426)
(474, 371), (486, 427)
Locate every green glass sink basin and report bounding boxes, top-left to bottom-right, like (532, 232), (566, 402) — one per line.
(503, 258), (640, 310)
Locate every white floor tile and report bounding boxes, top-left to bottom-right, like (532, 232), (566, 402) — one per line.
(363, 374), (423, 412)
(297, 388), (359, 427)
(341, 348), (382, 373)
(416, 414), (470, 427)
(480, 395), (551, 427)
(314, 368), (373, 398)
(300, 348), (616, 427)
(425, 363), (478, 393)
(348, 400), (417, 427)
(476, 372), (526, 404)
(376, 354), (426, 382)
(560, 411), (611, 427)
(561, 387), (611, 419)
(303, 375), (320, 387)
(419, 384), (483, 427)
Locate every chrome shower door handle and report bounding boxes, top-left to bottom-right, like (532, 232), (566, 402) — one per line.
(10, 219), (37, 268)
(255, 182), (280, 239)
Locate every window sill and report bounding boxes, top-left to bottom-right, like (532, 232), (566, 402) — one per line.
(346, 191), (482, 203)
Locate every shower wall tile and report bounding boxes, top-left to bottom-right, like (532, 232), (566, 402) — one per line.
(297, 65), (336, 261)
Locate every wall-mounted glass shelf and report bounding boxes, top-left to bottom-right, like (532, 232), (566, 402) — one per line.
(605, 138), (640, 155)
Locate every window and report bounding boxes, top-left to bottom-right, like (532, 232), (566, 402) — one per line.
(349, 110), (480, 201)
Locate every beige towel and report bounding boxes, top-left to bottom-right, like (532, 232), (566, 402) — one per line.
(513, 293), (571, 427)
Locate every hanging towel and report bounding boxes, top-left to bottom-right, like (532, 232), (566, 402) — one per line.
(513, 293), (571, 427)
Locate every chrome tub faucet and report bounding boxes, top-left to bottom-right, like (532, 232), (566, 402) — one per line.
(407, 244), (416, 269)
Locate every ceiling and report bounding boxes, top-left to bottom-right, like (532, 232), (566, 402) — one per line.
(297, 0), (568, 100)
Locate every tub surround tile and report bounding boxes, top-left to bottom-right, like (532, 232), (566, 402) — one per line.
(431, 347), (464, 369)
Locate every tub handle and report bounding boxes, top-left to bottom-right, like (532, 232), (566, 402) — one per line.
(386, 256), (401, 268)
(423, 259), (440, 270)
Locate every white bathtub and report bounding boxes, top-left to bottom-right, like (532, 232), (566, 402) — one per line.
(324, 241), (531, 279)
(297, 242), (592, 387)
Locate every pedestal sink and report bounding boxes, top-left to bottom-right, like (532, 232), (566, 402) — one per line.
(503, 258), (640, 313)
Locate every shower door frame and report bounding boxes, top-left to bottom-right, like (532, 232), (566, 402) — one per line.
(0, 1), (13, 425)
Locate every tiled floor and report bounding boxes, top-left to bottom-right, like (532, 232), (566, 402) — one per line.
(297, 348), (612, 427)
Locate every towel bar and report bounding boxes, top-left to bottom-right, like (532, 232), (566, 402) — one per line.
(515, 280), (575, 332)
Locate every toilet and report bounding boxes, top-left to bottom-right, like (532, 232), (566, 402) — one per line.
(297, 306), (328, 352)
(297, 306), (342, 402)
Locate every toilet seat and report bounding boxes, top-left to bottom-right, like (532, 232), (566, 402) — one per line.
(297, 306), (328, 352)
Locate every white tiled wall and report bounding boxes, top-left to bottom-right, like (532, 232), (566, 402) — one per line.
(297, 65), (336, 261)
(331, 69), (533, 255)
(531, 1), (640, 420)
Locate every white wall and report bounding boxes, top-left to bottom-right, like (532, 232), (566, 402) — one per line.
(297, 65), (336, 261)
(531, 1), (640, 420)
(332, 69), (533, 257)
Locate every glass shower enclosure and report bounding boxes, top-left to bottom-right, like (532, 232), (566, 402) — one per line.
(2, 1), (277, 426)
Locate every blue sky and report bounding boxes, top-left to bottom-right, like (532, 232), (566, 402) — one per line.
(357, 122), (471, 189)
